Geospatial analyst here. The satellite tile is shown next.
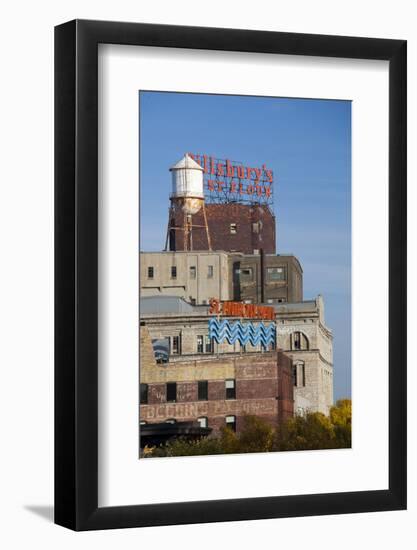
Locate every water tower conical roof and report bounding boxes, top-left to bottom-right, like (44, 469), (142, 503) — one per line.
(169, 154), (204, 171)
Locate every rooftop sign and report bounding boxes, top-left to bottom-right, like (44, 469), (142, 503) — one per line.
(188, 153), (274, 206)
(209, 298), (275, 321)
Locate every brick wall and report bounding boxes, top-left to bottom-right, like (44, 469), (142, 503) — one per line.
(169, 202), (276, 254)
(140, 343), (294, 435)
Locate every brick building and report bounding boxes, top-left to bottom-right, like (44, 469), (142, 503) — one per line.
(140, 323), (293, 437)
(168, 202), (276, 255)
(139, 293), (333, 437)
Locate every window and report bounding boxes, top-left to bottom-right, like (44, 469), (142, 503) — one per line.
(140, 383), (148, 404)
(226, 415), (236, 432)
(147, 266), (154, 279)
(198, 381), (208, 401)
(291, 331), (309, 351)
(225, 379), (236, 399)
(267, 267), (286, 281)
(230, 223), (237, 234)
(240, 267), (253, 281)
(205, 335), (213, 353)
(197, 335), (204, 353)
(207, 265), (214, 278)
(294, 332), (300, 349)
(198, 416), (208, 428)
(190, 266), (196, 279)
(166, 382), (177, 402)
(171, 265), (177, 279)
(253, 248), (259, 255)
(171, 335), (180, 355)
(301, 363), (306, 387)
(293, 362), (306, 387)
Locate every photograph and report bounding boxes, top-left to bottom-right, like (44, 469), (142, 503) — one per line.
(138, 91), (352, 458)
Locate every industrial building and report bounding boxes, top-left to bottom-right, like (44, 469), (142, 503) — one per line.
(167, 201), (276, 255)
(140, 250), (231, 305)
(165, 154), (276, 255)
(140, 250), (303, 305)
(139, 153), (334, 447)
(140, 304), (294, 436)
(140, 294), (333, 425)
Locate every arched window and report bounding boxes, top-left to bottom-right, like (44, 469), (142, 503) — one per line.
(291, 331), (309, 351)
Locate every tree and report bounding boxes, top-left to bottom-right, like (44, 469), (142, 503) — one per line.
(274, 399), (352, 451)
(143, 402), (352, 458)
(275, 412), (335, 451)
(144, 415), (275, 458)
(236, 415), (275, 453)
(330, 399), (352, 448)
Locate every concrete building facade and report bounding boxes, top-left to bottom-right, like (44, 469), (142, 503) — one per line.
(140, 251), (231, 305)
(275, 296), (333, 415)
(140, 250), (303, 305)
(230, 253), (303, 304)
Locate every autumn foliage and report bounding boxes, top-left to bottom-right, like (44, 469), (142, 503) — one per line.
(143, 399), (352, 458)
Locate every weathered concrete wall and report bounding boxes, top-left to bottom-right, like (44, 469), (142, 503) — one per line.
(230, 254), (303, 304)
(140, 251), (231, 304)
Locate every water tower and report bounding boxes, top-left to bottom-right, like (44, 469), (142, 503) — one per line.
(165, 154), (212, 251)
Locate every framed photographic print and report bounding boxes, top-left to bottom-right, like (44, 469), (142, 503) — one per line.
(55, 20), (406, 530)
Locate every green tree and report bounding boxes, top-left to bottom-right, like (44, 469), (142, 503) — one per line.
(236, 415), (275, 453)
(144, 415), (275, 458)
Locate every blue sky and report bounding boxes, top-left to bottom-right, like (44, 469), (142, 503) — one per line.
(139, 91), (351, 400)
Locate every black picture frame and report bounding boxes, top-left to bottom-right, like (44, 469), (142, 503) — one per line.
(55, 19), (407, 531)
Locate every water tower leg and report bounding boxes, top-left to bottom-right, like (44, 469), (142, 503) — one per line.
(164, 211), (171, 251)
(183, 210), (188, 251)
(202, 203), (212, 251)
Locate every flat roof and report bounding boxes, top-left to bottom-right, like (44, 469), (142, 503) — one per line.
(140, 295), (317, 316)
(140, 295), (206, 314)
